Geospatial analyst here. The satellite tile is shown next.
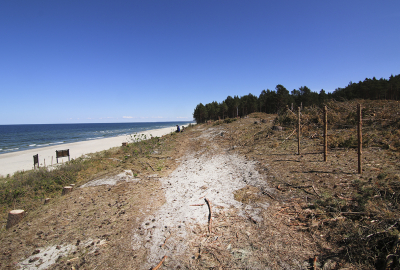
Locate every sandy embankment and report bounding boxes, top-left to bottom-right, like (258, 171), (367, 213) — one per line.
(0, 126), (177, 177)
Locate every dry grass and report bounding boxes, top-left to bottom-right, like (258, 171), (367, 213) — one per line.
(1, 100), (400, 269)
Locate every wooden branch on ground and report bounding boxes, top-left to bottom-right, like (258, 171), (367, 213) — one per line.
(161, 234), (171, 248)
(284, 183), (315, 196)
(336, 212), (367, 216)
(365, 222), (398, 239)
(260, 187), (275, 199)
(284, 183), (313, 189)
(138, 160), (155, 171)
(190, 204), (205, 206)
(152, 255), (167, 270)
(147, 162), (155, 171)
(274, 207), (289, 216)
(312, 185), (321, 198)
(281, 129), (297, 144)
(205, 198), (213, 233)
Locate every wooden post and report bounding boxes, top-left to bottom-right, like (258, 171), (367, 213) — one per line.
(357, 104), (362, 174)
(6, 210), (25, 229)
(324, 106), (328, 161)
(298, 107), (301, 155)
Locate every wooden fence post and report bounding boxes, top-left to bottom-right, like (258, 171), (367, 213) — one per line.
(324, 106), (328, 161)
(298, 107), (301, 155)
(357, 104), (362, 174)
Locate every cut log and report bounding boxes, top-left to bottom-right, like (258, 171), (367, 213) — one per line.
(62, 186), (73, 195)
(6, 209), (25, 229)
(44, 198), (51, 204)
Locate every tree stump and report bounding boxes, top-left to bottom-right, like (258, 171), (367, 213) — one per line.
(6, 209), (25, 229)
(44, 198), (51, 204)
(62, 186), (73, 195)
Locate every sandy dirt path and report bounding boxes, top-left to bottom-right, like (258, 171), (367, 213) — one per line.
(131, 127), (273, 269)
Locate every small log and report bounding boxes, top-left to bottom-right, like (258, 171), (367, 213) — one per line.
(122, 142), (127, 147)
(6, 209), (25, 229)
(44, 198), (51, 204)
(62, 186), (73, 195)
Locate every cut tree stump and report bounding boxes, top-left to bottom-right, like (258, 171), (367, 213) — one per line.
(6, 209), (25, 229)
(44, 198), (51, 204)
(62, 186), (73, 195)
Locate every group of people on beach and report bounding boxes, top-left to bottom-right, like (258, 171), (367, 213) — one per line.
(176, 125), (185, 133)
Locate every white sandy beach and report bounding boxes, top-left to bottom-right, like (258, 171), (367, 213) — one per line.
(0, 126), (177, 177)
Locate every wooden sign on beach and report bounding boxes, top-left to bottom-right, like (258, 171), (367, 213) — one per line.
(33, 154), (39, 168)
(56, 149), (70, 163)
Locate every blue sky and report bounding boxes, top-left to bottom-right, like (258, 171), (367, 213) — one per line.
(1, 1), (399, 124)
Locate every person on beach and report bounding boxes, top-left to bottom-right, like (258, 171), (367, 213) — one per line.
(176, 125), (180, 132)
(181, 126), (185, 132)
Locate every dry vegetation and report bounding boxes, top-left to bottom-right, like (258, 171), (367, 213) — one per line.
(0, 99), (400, 269)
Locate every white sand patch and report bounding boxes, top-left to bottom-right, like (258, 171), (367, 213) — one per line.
(80, 170), (140, 187)
(132, 152), (271, 269)
(18, 243), (76, 270)
(18, 239), (104, 269)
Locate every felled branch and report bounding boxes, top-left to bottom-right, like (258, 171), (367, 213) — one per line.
(205, 198), (213, 233)
(152, 255), (167, 270)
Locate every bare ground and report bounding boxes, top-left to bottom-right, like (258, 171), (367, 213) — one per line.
(2, 100), (400, 269)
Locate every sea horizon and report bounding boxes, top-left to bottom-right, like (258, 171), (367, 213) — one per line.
(0, 121), (194, 155)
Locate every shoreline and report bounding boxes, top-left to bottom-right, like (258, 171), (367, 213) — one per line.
(0, 126), (177, 177)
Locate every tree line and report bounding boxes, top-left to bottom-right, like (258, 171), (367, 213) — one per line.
(193, 74), (400, 123)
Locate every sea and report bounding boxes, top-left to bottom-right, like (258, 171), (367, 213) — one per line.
(0, 121), (193, 155)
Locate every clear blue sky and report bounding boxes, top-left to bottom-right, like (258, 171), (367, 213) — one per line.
(1, 1), (399, 124)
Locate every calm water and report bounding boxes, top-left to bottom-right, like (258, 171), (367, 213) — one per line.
(0, 122), (193, 154)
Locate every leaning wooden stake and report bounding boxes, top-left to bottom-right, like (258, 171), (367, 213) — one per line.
(323, 106), (328, 162)
(298, 107), (301, 155)
(153, 255), (167, 270)
(205, 198), (213, 233)
(6, 209), (25, 229)
(357, 104), (362, 174)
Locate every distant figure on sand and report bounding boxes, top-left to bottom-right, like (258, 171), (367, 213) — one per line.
(176, 125), (180, 132)
(181, 126), (185, 132)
